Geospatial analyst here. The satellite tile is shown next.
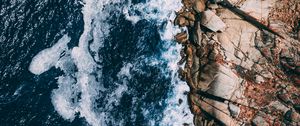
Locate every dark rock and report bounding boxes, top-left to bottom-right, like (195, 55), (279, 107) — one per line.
(179, 98), (183, 105)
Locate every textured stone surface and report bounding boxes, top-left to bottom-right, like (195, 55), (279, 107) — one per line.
(201, 10), (226, 32)
(174, 0), (300, 125)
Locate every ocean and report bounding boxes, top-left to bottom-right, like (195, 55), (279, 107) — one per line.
(0, 0), (193, 125)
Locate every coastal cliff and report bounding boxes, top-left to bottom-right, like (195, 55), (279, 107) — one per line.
(173, 0), (300, 125)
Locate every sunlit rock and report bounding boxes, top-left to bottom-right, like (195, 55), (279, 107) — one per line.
(201, 10), (226, 32)
(174, 0), (300, 125)
(193, 0), (206, 13)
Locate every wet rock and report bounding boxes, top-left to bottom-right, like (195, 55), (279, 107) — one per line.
(179, 98), (183, 105)
(175, 10), (197, 27)
(194, 116), (215, 126)
(186, 44), (194, 69)
(182, 0), (195, 9)
(189, 93), (202, 114)
(175, 32), (188, 44)
(178, 48), (187, 65)
(201, 10), (226, 32)
(191, 103), (201, 114)
(175, 16), (189, 27)
(182, 12), (196, 21)
(186, 69), (196, 90)
(178, 67), (187, 81)
(193, 0), (206, 13)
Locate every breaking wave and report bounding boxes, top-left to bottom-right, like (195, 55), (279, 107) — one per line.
(29, 0), (193, 125)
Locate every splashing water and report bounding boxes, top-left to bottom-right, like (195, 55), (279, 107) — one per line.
(29, 0), (193, 125)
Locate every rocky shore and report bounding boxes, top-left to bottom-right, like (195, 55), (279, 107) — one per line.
(173, 0), (300, 125)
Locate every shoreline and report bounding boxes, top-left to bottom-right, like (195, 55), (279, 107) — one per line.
(173, 0), (300, 125)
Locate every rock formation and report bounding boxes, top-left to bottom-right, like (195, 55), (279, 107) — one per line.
(174, 0), (300, 125)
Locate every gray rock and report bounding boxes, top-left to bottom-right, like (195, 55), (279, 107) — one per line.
(252, 115), (269, 126)
(228, 103), (240, 118)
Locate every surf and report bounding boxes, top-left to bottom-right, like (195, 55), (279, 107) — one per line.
(28, 0), (193, 125)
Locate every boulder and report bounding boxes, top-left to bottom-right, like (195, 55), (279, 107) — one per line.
(175, 16), (189, 27)
(201, 10), (226, 32)
(182, 0), (195, 9)
(182, 12), (196, 21)
(175, 32), (188, 44)
(193, 0), (206, 13)
(173, 0), (300, 125)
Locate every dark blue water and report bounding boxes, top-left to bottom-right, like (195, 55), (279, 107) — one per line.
(0, 0), (185, 125)
(0, 0), (85, 125)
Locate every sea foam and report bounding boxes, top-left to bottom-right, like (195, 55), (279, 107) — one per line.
(30, 0), (194, 125)
(124, 0), (194, 125)
(29, 35), (70, 75)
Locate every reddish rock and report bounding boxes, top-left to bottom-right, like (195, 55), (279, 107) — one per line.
(175, 16), (189, 27)
(193, 0), (206, 13)
(175, 32), (188, 44)
(186, 44), (193, 68)
(173, 0), (300, 125)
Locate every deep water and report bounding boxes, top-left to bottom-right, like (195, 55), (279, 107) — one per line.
(0, 0), (193, 125)
(0, 0), (84, 125)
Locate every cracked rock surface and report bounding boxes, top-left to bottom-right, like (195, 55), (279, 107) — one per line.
(174, 0), (300, 125)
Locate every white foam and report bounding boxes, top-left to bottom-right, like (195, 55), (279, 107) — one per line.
(124, 0), (194, 125)
(117, 63), (133, 79)
(32, 0), (194, 125)
(65, 0), (121, 125)
(123, 0), (182, 24)
(29, 35), (70, 75)
(51, 0), (125, 125)
(160, 42), (194, 126)
(51, 75), (77, 120)
(71, 47), (96, 73)
(55, 51), (75, 74)
(77, 73), (102, 126)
